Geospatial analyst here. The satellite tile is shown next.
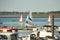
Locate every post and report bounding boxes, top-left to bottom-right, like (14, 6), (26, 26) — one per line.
(51, 15), (54, 37)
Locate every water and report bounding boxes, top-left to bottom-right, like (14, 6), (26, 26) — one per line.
(18, 30), (30, 37)
(0, 17), (60, 40)
(0, 17), (60, 28)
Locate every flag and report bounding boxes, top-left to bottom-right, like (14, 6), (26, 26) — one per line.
(19, 14), (23, 25)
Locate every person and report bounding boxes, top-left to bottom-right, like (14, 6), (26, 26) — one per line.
(36, 29), (40, 40)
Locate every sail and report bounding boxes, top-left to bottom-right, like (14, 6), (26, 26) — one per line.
(29, 12), (32, 20)
(26, 16), (29, 23)
(25, 12), (33, 27)
(19, 14), (23, 25)
(48, 14), (51, 23)
(26, 12), (32, 23)
(47, 14), (51, 25)
(26, 16), (32, 23)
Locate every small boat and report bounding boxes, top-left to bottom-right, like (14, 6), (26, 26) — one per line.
(0, 26), (18, 40)
(47, 14), (52, 25)
(25, 12), (35, 28)
(19, 14), (23, 25)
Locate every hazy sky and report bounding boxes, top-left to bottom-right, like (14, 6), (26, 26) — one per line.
(0, 0), (60, 12)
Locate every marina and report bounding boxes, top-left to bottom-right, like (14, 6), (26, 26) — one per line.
(0, 0), (60, 40)
(0, 12), (60, 40)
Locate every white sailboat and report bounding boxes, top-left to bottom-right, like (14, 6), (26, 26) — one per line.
(19, 14), (23, 25)
(47, 14), (51, 25)
(25, 12), (34, 27)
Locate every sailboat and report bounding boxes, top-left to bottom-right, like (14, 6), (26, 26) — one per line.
(25, 12), (34, 27)
(19, 14), (23, 25)
(47, 14), (51, 25)
(43, 14), (52, 27)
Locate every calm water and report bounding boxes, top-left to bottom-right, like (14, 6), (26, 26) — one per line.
(0, 17), (60, 28)
(0, 17), (60, 40)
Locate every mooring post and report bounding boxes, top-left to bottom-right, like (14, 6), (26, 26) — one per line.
(51, 15), (54, 37)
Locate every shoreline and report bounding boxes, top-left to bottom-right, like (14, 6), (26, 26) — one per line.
(0, 13), (60, 17)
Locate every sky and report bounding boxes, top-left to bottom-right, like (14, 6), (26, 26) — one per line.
(0, 0), (60, 12)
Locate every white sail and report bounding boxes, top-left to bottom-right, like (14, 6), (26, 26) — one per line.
(19, 14), (22, 22)
(29, 12), (32, 19)
(19, 14), (23, 25)
(25, 12), (33, 27)
(48, 14), (51, 25)
(26, 12), (32, 23)
(48, 14), (51, 22)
